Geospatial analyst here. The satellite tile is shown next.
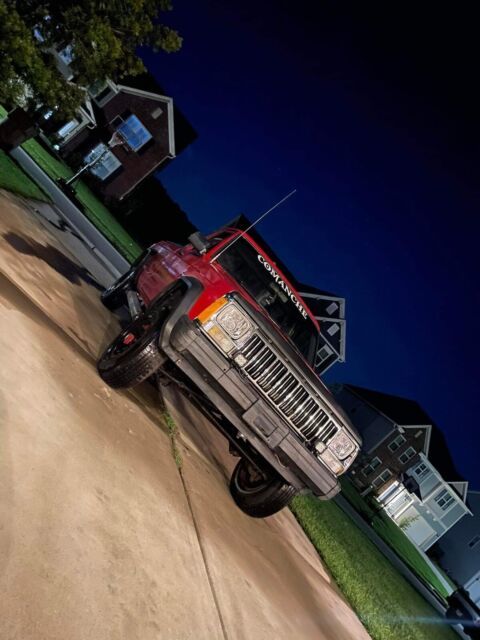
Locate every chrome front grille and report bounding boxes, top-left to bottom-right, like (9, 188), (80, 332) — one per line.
(238, 334), (339, 444)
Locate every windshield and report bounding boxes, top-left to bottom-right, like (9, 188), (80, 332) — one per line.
(216, 238), (319, 363)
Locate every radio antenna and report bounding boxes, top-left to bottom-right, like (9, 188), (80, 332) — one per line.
(211, 188), (297, 262)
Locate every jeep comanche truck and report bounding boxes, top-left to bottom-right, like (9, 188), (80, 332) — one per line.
(97, 229), (361, 517)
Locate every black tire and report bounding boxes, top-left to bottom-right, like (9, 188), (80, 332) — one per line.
(101, 268), (136, 311)
(229, 458), (297, 518)
(97, 309), (166, 388)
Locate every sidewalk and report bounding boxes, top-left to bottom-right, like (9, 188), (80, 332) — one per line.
(11, 145), (134, 275)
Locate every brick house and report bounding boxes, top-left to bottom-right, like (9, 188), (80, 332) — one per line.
(41, 79), (179, 201)
(330, 384), (432, 493)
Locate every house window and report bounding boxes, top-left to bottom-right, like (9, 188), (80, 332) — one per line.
(326, 302), (339, 315)
(362, 457), (381, 476)
(414, 462), (430, 478)
(327, 323), (340, 337)
(398, 446), (416, 464)
(468, 535), (480, 549)
(372, 469), (392, 488)
(434, 488), (455, 512)
(151, 107), (163, 119)
(57, 119), (80, 140)
(58, 44), (74, 65)
(84, 144), (121, 181)
(89, 79), (117, 106)
(315, 344), (333, 367)
(89, 79), (108, 97)
(388, 434), (406, 452)
(115, 114), (152, 151)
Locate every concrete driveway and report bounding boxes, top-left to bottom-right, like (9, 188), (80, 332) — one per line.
(0, 190), (371, 640)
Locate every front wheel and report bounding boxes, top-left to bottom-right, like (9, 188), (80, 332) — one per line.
(229, 458), (297, 518)
(97, 310), (166, 388)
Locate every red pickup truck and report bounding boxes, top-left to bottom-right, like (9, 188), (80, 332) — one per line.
(97, 229), (361, 517)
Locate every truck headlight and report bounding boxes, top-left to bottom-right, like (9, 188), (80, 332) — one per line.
(204, 324), (235, 353)
(328, 430), (356, 460)
(216, 305), (252, 341)
(196, 297), (235, 353)
(316, 447), (344, 475)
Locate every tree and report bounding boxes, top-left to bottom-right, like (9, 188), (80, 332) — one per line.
(0, 0), (182, 117)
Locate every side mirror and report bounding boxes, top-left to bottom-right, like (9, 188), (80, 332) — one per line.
(188, 231), (209, 255)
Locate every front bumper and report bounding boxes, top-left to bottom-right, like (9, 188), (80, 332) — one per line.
(159, 278), (340, 498)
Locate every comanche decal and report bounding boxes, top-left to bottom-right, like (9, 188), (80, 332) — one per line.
(257, 255), (308, 319)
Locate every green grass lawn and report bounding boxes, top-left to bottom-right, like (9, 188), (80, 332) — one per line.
(291, 495), (458, 640)
(340, 476), (378, 519)
(339, 478), (456, 600)
(372, 514), (456, 598)
(21, 138), (142, 263)
(0, 150), (51, 202)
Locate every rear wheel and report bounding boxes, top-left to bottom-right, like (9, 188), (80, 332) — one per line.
(97, 309), (166, 388)
(229, 458), (297, 518)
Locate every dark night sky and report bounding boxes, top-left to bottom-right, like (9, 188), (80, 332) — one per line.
(140, 1), (479, 488)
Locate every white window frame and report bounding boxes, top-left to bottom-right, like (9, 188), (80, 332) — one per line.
(434, 488), (456, 512)
(88, 78), (118, 107)
(362, 457), (381, 477)
(414, 462), (430, 478)
(372, 468), (392, 488)
(113, 114), (152, 152)
(315, 344), (334, 367)
(84, 143), (122, 181)
(388, 433), (406, 452)
(398, 446), (416, 465)
(57, 118), (81, 140)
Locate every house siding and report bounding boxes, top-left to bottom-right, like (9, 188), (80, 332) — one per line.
(386, 456), (470, 550)
(333, 385), (429, 495)
(298, 293), (346, 373)
(60, 126), (93, 157)
(353, 429), (425, 495)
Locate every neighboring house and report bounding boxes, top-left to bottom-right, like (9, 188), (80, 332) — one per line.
(226, 214), (346, 375)
(430, 491), (480, 606)
(332, 384), (471, 550)
(40, 78), (177, 200)
(294, 282), (346, 373)
(31, 31), (196, 202)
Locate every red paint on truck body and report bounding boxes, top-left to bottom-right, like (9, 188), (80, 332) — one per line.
(135, 229), (319, 348)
